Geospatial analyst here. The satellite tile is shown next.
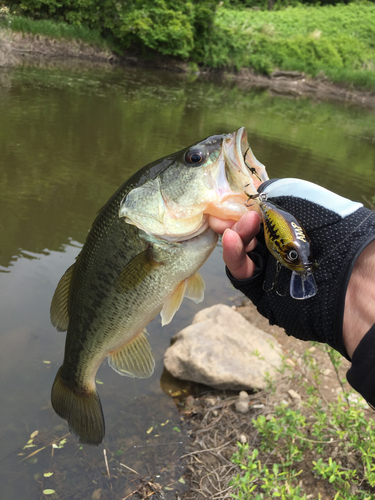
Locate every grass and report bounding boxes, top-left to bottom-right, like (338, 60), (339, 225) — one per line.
(0, 14), (109, 49)
(208, 2), (375, 90)
(230, 344), (375, 499)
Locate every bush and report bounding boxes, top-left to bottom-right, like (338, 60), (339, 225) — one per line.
(5, 0), (218, 59)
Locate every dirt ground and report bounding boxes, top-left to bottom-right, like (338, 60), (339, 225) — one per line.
(1, 27), (375, 109)
(175, 299), (357, 500)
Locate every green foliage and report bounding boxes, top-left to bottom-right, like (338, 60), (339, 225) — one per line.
(230, 345), (375, 499)
(4, 0), (218, 59)
(116, 1), (195, 58)
(226, 0), (354, 9)
(3, 1), (375, 88)
(1, 14), (106, 45)
(211, 2), (375, 86)
(230, 447), (307, 499)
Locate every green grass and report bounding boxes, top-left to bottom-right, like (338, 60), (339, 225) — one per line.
(230, 345), (375, 499)
(2, 2), (375, 89)
(0, 15), (109, 48)
(208, 2), (375, 89)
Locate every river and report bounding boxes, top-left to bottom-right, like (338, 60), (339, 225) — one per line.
(0, 62), (374, 500)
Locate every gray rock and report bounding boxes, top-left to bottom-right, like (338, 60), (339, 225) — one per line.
(235, 391), (250, 414)
(164, 304), (282, 390)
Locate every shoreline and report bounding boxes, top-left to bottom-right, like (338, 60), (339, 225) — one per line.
(1, 28), (375, 109)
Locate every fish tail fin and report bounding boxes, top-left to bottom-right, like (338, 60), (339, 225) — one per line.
(51, 367), (105, 446)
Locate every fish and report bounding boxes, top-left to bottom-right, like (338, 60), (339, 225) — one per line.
(245, 192), (317, 299)
(50, 127), (268, 445)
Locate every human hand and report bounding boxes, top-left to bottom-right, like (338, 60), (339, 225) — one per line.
(210, 178), (375, 360)
(208, 211), (261, 281)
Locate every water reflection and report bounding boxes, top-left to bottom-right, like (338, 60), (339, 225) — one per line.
(0, 63), (374, 499)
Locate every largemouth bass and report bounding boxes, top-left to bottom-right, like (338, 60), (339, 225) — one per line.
(50, 127), (268, 445)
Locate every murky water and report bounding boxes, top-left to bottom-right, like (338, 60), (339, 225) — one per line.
(0, 63), (375, 500)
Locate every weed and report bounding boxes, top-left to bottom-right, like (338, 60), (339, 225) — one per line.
(0, 14), (109, 48)
(230, 343), (375, 499)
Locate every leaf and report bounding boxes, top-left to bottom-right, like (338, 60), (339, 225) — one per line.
(43, 360), (51, 364)
(96, 379), (104, 385)
(160, 420), (169, 426)
(173, 427), (181, 433)
(44, 472), (54, 477)
(178, 477), (185, 484)
(30, 430), (39, 438)
(42, 490), (56, 495)
(146, 427), (153, 434)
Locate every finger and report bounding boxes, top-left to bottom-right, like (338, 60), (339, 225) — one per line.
(222, 228), (256, 280)
(208, 216), (236, 235)
(231, 211), (261, 250)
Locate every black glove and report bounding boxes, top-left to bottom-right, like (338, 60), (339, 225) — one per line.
(227, 178), (375, 360)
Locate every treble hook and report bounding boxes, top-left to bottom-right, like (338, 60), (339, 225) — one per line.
(263, 262), (287, 297)
(244, 147), (262, 183)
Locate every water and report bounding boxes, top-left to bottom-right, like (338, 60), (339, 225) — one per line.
(0, 62), (375, 499)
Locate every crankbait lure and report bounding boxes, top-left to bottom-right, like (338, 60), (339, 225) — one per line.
(245, 192), (317, 300)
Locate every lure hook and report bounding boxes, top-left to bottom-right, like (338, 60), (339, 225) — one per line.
(263, 262), (287, 296)
(244, 191), (259, 208)
(244, 148), (262, 182)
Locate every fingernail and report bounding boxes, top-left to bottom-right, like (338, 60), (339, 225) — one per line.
(233, 218), (244, 232)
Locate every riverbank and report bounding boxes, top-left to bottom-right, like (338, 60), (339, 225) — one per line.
(178, 299), (375, 499)
(2, 26), (375, 110)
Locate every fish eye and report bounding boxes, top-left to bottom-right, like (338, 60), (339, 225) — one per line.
(288, 250), (299, 261)
(185, 148), (206, 166)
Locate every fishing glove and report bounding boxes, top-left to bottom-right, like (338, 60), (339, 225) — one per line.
(227, 178), (375, 361)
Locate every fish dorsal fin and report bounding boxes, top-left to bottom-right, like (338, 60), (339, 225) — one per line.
(108, 330), (155, 379)
(184, 272), (205, 303)
(160, 272), (206, 326)
(50, 263), (75, 332)
(116, 248), (161, 294)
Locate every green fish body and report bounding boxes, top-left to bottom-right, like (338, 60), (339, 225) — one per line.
(50, 128), (268, 445)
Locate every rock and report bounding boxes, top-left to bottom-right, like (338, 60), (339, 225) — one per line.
(287, 389), (301, 400)
(164, 304), (282, 390)
(239, 434), (247, 444)
(235, 391), (250, 414)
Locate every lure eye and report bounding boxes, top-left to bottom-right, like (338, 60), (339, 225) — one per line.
(185, 148), (206, 166)
(288, 250), (299, 261)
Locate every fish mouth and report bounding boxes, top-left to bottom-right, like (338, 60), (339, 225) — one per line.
(223, 127), (268, 192)
(201, 127), (268, 221)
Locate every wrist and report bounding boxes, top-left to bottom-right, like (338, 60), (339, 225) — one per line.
(343, 239), (375, 358)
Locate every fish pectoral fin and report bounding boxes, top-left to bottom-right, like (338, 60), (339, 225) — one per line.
(108, 330), (155, 379)
(184, 272), (205, 304)
(160, 280), (186, 326)
(161, 272), (206, 326)
(50, 263), (75, 332)
(115, 248), (161, 294)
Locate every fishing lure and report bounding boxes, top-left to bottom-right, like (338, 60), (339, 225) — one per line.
(245, 192), (317, 300)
